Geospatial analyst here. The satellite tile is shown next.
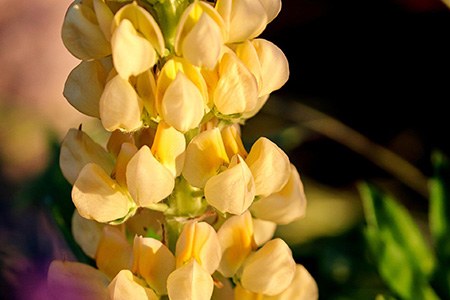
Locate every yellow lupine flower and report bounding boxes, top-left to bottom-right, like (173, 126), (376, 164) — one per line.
(132, 236), (176, 295)
(182, 128), (229, 188)
(221, 124), (248, 160)
(59, 128), (114, 185)
(63, 58), (112, 118)
(264, 264), (319, 300)
(175, 0), (226, 69)
(204, 154), (255, 215)
(212, 50), (258, 115)
(47, 260), (109, 300)
(108, 269), (159, 300)
(95, 226), (132, 279)
(62, 0), (111, 60)
(156, 57), (208, 132)
(245, 137), (291, 197)
(99, 74), (143, 132)
(111, 3), (165, 79)
(72, 162), (136, 223)
(250, 164), (307, 225)
(175, 221), (222, 274)
(217, 211), (256, 277)
(125, 145), (175, 208)
(240, 238), (296, 296)
(167, 259), (214, 300)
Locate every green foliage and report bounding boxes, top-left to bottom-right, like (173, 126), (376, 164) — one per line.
(360, 151), (450, 300)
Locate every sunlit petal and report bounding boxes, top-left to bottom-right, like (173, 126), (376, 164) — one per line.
(108, 270), (158, 300)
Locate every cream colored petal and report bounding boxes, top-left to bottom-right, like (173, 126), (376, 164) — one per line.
(265, 264), (319, 300)
(214, 52), (258, 115)
(217, 211), (255, 277)
(251, 39), (289, 96)
(132, 236), (176, 295)
(182, 128), (229, 188)
(126, 146), (175, 207)
(258, 0), (282, 23)
(47, 260), (109, 300)
(245, 137), (290, 197)
(160, 72), (205, 132)
(252, 218), (276, 247)
(113, 2), (165, 55)
(106, 130), (135, 158)
(62, 2), (111, 60)
(251, 164), (307, 225)
(221, 125), (248, 160)
(151, 121), (186, 177)
(240, 238), (296, 296)
(215, 0), (267, 43)
(242, 94), (270, 119)
(167, 259), (214, 300)
(60, 128), (114, 185)
(176, 221), (222, 274)
(95, 226), (132, 279)
(234, 283), (262, 300)
(93, 0), (114, 41)
(72, 210), (105, 259)
(72, 163), (135, 223)
(233, 40), (263, 93)
(136, 70), (158, 119)
(113, 142), (138, 187)
(111, 19), (156, 79)
(204, 155), (255, 215)
(108, 269), (158, 300)
(64, 60), (107, 118)
(181, 13), (223, 69)
(99, 74), (143, 132)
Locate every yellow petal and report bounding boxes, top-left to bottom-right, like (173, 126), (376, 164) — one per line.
(217, 211), (255, 277)
(71, 210), (105, 259)
(156, 57), (209, 113)
(167, 259), (214, 300)
(176, 221), (222, 274)
(251, 164), (307, 225)
(252, 218), (276, 247)
(96, 226), (132, 279)
(175, 1), (225, 69)
(60, 128), (114, 185)
(151, 121), (186, 177)
(251, 39), (289, 96)
(240, 238), (296, 296)
(132, 236), (176, 295)
(113, 3), (165, 55)
(232, 40), (263, 93)
(214, 51), (258, 115)
(111, 19), (156, 79)
(221, 124), (248, 160)
(234, 283), (263, 300)
(61, 2), (111, 60)
(215, 0), (267, 43)
(72, 163), (135, 223)
(160, 72), (205, 132)
(108, 270), (158, 300)
(113, 142), (138, 187)
(106, 130), (135, 158)
(99, 74), (143, 132)
(63, 60), (110, 118)
(204, 155), (255, 215)
(182, 128), (229, 188)
(93, 0), (114, 41)
(245, 138), (290, 197)
(258, 0), (282, 23)
(126, 146), (175, 207)
(264, 264), (319, 300)
(47, 260), (109, 300)
(136, 70), (158, 120)
(242, 94), (270, 119)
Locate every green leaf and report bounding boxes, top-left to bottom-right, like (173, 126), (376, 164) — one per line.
(359, 182), (438, 300)
(429, 151), (450, 298)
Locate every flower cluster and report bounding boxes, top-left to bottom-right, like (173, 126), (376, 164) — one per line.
(48, 0), (318, 299)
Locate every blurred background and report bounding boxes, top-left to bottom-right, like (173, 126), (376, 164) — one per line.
(1, 0), (449, 299)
